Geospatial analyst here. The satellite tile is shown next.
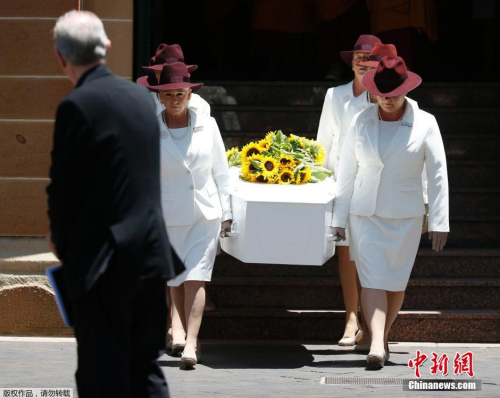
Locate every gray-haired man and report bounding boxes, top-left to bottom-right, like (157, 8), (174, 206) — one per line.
(47, 10), (183, 398)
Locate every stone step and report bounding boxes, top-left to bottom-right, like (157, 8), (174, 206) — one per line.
(200, 308), (500, 343)
(448, 188), (500, 216)
(423, 216), (500, 247)
(222, 133), (500, 161)
(206, 277), (500, 310)
(2, 238), (498, 279)
(447, 161), (499, 188)
(211, 107), (498, 135)
(443, 135), (500, 161)
(0, 237), (58, 272)
(213, 249), (500, 279)
(1, 237), (498, 341)
(0, 272), (70, 336)
(200, 82), (500, 108)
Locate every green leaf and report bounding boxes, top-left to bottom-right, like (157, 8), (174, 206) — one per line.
(249, 159), (262, 170)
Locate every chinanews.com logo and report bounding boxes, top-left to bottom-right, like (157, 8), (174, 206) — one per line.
(404, 350), (481, 392)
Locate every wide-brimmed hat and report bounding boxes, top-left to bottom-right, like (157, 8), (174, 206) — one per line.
(362, 56), (422, 97)
(357, 43), (397, 68)
(340, 35), (381, 65)
(137, 62), (203, 93)
(142, 44), (198, 73)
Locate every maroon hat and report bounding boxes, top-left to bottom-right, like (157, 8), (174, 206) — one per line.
(362, 56), (422, 97)
(142, 44), (198, 73)
(137, 62), (203, 93)
(357, 43), (397, 68)
(340, 35), (381, 65)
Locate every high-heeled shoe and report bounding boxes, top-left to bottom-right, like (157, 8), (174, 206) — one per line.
(181, 343), (201, 368)
(367, 350), (386, 370)
(338, 329), (363, 346)
(385, 341), (390, 361)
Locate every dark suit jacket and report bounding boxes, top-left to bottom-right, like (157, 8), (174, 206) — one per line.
(47, 65), (184, 299)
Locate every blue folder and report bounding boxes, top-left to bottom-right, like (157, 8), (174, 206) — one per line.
(45, 265), (73, 327)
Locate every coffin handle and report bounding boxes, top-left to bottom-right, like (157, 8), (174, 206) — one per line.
(224, 221), (239, 239)
(326, 226), (336, 242)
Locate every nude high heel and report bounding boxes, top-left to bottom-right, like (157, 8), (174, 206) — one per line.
(367, 350), (386, 370)
(338, 329), (363, 346)
(181, 341), (201, 368)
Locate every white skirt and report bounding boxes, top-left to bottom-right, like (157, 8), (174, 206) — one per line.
(166, 204), (221, 287)
(349, 214), (422, 291)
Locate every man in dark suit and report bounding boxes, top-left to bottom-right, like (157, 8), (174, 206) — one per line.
(47, 11), (184, 398)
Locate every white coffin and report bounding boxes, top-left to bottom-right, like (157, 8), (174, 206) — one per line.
(221, 170), (336, 266)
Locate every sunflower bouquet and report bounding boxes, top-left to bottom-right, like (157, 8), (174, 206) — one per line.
(226, 130), (333, 185)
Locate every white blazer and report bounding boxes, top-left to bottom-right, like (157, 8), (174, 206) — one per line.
(151, 92), (211, 116)
(316, 81), (354, 175)
(332, 100), (449, 232)
(160, 109), (232, 226)
(342, 95), (429, 203)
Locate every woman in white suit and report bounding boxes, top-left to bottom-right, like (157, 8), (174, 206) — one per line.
(139, 62), (232, 368)
(140, 43), (214, 352)
(317, 34), (380, 347)
(332, 56), (449, 369)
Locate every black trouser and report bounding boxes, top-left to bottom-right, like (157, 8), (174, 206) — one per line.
(72, 269), (169, 398)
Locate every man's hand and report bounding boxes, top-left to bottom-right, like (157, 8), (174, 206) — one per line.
(46, 233), (60, 260)
(429, 231), (448, 251)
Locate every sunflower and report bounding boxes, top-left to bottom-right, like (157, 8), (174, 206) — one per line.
(315, 146), (325, 164)
(258, 138), (271, 151)
(247, 153), (264, 170)
(266, 173), (279, 184)
(278, 168), (295, 185)
(240, 142), (262, 163)
(240, 162), (253, 181)
(265, 131), (276, 143)
(250, 173), (267, 183)
(290, 134), (306, 148)
(296, 167), (311, 184)
(260, 155), (279, 179)
(278, 154), (295, 170)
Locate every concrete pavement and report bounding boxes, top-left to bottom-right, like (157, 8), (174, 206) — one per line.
(0, 337), (498, 397)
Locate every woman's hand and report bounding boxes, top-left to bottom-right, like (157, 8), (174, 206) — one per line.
(220, 220), (232, 238)
(332, 227), (346, 242)
(429, 231), (448, 251)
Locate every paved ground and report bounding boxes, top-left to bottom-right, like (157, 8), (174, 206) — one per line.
(0, 337), (498, 397)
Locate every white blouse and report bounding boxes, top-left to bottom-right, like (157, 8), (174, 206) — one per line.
(168, 127), (192, 158)
(378, 121), (399, 158)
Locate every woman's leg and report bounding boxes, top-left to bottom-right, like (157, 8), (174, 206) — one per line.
(337, 246), (361, 340)
(170, 284), (187, 343)
(183, 281), (206, 359)
(356, 273), (372, 347)
(360, 287), (386, 354)
(384, 291), (405, 342)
